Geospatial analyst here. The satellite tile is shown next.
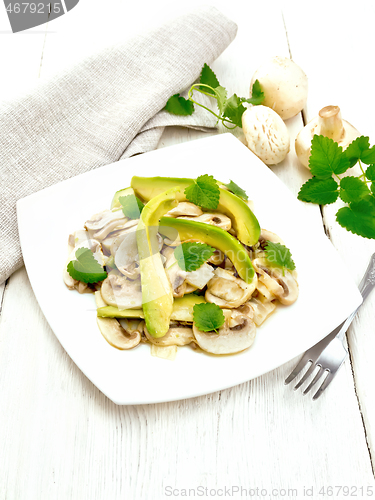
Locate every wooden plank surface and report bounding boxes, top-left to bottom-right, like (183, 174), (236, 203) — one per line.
(0, 0), (374, 498)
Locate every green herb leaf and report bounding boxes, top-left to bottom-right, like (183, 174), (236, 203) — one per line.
(298, 177), (339, 204)
(309, 135), (350, 178)
(164, 94), (195, 116)
(339, 176), (370, 203)
(67, 248), (108, 284)
(242, 79), (265, 105)
(372, 183), (375, 195)
(224, 180), (248, 200)
(344, 136), (370, 167)
(199, 63), (220, 95)
(184, 174), (220, 209)
(174, 242), (215, 272)
(336, 197), (375, 239)
(362, 146), (375, 165)
(264, 241), (296, 271)
(193, 302), (225, 333)
(223, 94), (247, 128)
(214, 85), (228, 115)
(119, 195), (144, 219)
(365, 164), (375, 181)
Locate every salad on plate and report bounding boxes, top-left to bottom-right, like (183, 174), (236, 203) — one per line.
(63, 175), (298, 360)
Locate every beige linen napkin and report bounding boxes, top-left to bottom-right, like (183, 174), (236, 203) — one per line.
(0, 6), (237, 285)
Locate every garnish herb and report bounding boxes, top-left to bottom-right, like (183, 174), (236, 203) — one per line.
(264, 241), (296, 272)
(298, 135), (375, 239)
(119, 194), (145, 219)
(174, 242), (215, 272)
(193, 302), (225, 333)
(184, 174), (220, 209)
(67, 248), (108, 284)
(164, 63), (265, 129)
(224, 180), (248, 201)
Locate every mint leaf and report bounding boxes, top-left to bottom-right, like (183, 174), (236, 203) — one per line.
(344, 136), (370, 167)
(362, 146), (375, 165)
(365, 164), (375, 181)
(184, 174), (220, 210)
(309, 135), (350, 178)
(199, 63), (220, 95)
(193, 302), (225, 333)
(67, 248), (107, 284)
(264, 241), (296, 271)
(339, 176), (370, 203)
(242, 79), (265, 105)
(223, 94), (247, 128)
(214, 85), (227, 115)
(165, 94), (194, 116)
(224, 180), (248, 201)
(120, 195), (144, 219)
(336, 197), (375, 239)
(174, 242), (215, 272)
(298, 177), (339, 204)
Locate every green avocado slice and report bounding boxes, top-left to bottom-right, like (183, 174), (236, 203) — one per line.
(97, 295), (206, 322)
(159, 217), (255, 283)
(137, 187), (180, 338)
(131, 176), (260, 246)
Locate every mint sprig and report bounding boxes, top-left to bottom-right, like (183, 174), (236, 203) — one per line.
(184, 174), (220, 210)
(298, 134), (375, 239)
(67, 248), (107, 284)
(193, 302), (225, 333)
(164, 63), (265, 129)
(224, 180), (248, 201)
(174, 242), (215, 272)
(264, 241), (296, 272)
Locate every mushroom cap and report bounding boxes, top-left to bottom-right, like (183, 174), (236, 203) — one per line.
(193, 311), (256, 354)
(252, 258), (299, 306)
(250, 56), (308, 120)
(242, 106), (290, 165)
(166, 202), (203, 217)
(205, 268), (257, 308)
(144, 324), (194, 346)
(101, 274), (143, 309)
(96, 317), (142, 350)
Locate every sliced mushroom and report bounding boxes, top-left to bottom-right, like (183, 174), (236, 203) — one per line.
(252, 258), (298, 305)
(205, 268), (257, 308)
(100, 273), (143, 309)
(259, 229), (284, 247)
(208, 249), (224, 266)
(166, 202), (203, 217)
(185, 263), (215, 289)
(178, 213), (231, 231)
(101, 220), (139, 252)
(150, 344), (178, 360)
(162, 246), (187, 297)
(193, 308), (256, 354)
(247, 297), (276, 326)
(94, 291), (142, 349)
(113, 228), (139, 279)
(144, 323), (194, 346)
(85, 208), (129, 241)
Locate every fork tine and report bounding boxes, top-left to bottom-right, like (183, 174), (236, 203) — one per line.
(285, 356), (312, 385)
(312, 372), (335, 400)
(303, 366), (327, 395)
(293, 361), (317, 390)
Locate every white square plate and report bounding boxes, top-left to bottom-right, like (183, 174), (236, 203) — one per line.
(17, 134), (362, 405)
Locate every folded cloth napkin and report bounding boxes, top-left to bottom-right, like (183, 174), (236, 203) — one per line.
(0, 6), (237, 285)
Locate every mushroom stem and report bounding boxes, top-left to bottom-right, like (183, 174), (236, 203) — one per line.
(318, 106), (344, 141)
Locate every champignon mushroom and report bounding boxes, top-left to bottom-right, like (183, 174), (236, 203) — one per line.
(185, 263), (215, 289)
(250, 56), (308, 120)
(178, 213), (232, 231)
(205, 268), (257, 308)
(101, 220), (139, 253)
(252, 258), (298, 305)
(242, 106), (290, 165)
(208, 249), (225, 266)
(85, 208), (129, 241)
(166, 202), (203, 217)
(94, 291), (142, 349)
(100, 273), (143, 309)
(144, 323), (194, 346)
(247, 297), (276, 326)
(192, 308), (256, 354)
(295, 105), (360, 169)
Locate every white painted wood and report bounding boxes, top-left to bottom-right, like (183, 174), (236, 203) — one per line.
(283, 0), (375, 470)
(0, 1), (374, 498)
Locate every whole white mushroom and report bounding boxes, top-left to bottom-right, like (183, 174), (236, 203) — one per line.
(250, 56), (308, 120)
(242, 105), (290, 165)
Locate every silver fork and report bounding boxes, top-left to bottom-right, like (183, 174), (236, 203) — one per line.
(285, 253), (375, 400)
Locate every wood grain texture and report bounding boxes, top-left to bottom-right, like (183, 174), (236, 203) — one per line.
(283, 0), (375, 471)
(0, 0), (374, 498)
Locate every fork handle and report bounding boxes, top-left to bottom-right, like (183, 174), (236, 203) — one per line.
(336, 252), (375, 340)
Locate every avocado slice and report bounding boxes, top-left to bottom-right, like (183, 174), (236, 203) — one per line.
(137, 187), (180, 338)
(97, 295), (206, 322)
(131, 176), (260, 246)
(110, 187), (135, 209)
(159, 217), (255, 283)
